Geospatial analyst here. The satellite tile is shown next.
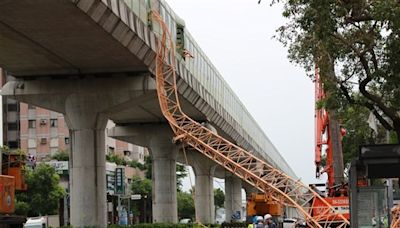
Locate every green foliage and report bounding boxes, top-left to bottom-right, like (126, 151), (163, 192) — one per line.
(130, 160), (146, 170)
(1, 146), (26, 155)
(106, 153), (148, 170)
(106, 153), (127, 166)
(51, 150), (70, 161)
(214, 188), (225, 209)
(176, 164), (188, 192)
(129, 176), (151, 219)
(16, 164), (65, 216)
(14, 200), (30, 216)
(274, 0), (400, 141)
(177, 191), (195, 220)
(131, 176), (152, 196)
(340, 103), (396, 164)
(341, 105), (374, 164)
(144, 156), (152, 179)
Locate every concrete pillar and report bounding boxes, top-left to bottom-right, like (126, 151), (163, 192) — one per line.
(65, 94), (108, 227)
(149, 137), (178, 223)
(108, 124), (179, 222)
(225, 175), (243, 222)
(243, 183), (258, 197)
(191, 153), (216, 224)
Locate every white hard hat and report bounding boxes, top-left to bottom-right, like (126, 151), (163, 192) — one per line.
(256, 216), (264, 222)
(264, 214), (272, 220)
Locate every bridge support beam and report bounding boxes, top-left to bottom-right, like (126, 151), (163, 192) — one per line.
(65, 94), (108, 227)
(190, 152), (216, 224)
(150, 138), (178, 223)
(225, 175), (242, 222)
(107, 124), (179, 223)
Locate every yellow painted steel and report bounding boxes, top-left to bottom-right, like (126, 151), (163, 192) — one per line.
(392, 206), (400, 228)
(151, 11), (350, 228)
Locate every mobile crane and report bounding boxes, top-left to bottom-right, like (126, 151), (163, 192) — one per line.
(312, 67), (349, 223)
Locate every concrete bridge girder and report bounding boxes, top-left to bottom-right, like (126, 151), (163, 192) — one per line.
(1, 76), (157, 227)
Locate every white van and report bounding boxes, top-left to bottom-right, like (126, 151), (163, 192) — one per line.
(283, 218), (297, 228)
(283, 218), (306, 228)
(24, 217), (47, 228)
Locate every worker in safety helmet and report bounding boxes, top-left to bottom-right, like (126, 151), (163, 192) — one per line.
(264, 214), (276, 228)
(252, 216), (264, 228)
(247, 215), (258, 228)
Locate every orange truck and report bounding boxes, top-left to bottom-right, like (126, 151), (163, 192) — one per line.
(0, 150), (27, 227)
(246, 193), (283, 219)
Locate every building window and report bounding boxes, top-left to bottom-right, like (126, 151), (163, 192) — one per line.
(40, 138), (47, 144)
(65, 137), (70, 145)
(108, 146), (115, 154)
(7, 103), (18, 111)
(50, 119), (58, 127)
(7, 122), (18, 130)
(7, 141), (19, 148)
(28, 120), (36, 129)
(123, 150), (131, 156)
(28, 104), (36, 109)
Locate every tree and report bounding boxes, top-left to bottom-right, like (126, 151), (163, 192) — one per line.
(177, 191), (195, 220)
(131, 176), (152, 196)
(214, 188), (225, 209)
(16, 164), (65, 216)
(130, 176), (152, 221)
(176, 164), (188, 192)
(106, 153), (126, 166)
(275, 0), (400, 143)
(51, 149), (69, 161)
(144, 156), (152, 179)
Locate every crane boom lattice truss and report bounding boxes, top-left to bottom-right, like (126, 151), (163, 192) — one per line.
(392, 206), (400, 228)
(151, 12), (350, 228)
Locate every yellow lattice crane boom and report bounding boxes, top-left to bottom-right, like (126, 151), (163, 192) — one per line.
(151, 11), (350, 228)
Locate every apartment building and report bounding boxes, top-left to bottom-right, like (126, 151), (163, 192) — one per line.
(17, 103), (147, 163)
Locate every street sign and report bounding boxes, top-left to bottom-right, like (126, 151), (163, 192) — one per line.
(131, 194), (141, 200)
(115, 168), (125, 195)
(232, 211), (241, 220)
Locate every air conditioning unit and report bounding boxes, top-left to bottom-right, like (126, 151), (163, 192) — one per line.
(40, 119), (47, 125)
(40, 138), (47, 144)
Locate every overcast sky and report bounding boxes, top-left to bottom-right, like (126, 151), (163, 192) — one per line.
(166, 0), (323, 189)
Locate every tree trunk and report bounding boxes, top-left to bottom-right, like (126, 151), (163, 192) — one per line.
(395, 127), (400, 144)
(329, 117), (345, 185)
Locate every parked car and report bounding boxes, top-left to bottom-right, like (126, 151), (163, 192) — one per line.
(283, 218), (297, 228)
(24, 217), (47, 228)
(283, 218), (306, 228)
(179, 218), (192, 224)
